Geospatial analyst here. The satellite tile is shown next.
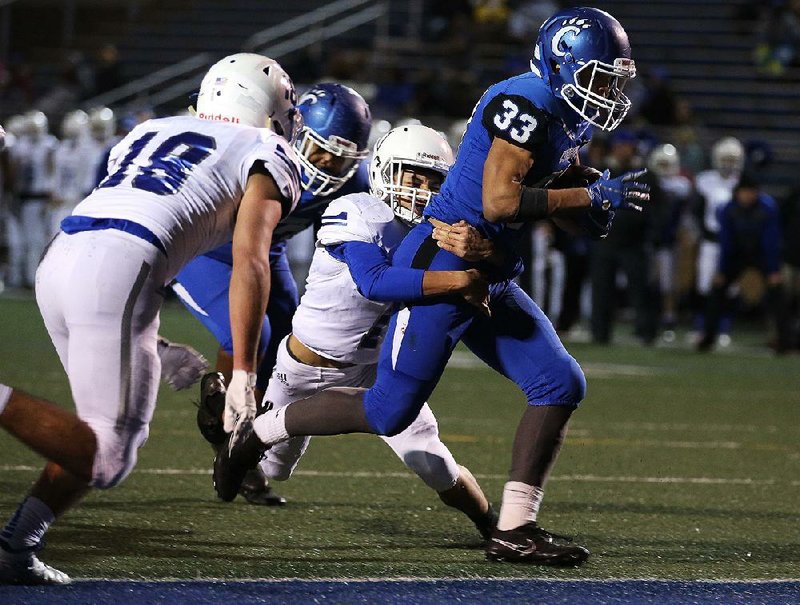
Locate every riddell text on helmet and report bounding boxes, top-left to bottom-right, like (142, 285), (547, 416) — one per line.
(198, 113), (241, 123)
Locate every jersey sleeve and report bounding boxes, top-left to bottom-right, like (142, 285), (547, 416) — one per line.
(242, 133), (302, 218)
(481, 92), (549, 152)
(317, 195), (375, 246)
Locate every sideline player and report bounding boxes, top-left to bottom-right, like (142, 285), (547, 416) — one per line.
(214, 124), (499, 538)
(218, 7), (649, 566)
(172, 83), (372, 504)
(0, 52), (303, 584)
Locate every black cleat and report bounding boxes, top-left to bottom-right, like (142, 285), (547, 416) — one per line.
(196, 372), (227, 446)
(485, 522), (589, 566)
(213, 419), (266, 502)
(239, 468), (287, 506)
(474, 505), (499, 542)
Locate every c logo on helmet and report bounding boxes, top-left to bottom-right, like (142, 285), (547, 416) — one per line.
(551, 26), (580, 57)
(550, 18), (592, 57)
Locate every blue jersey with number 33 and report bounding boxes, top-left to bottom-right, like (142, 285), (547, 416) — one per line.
(424, 71), (592, 244)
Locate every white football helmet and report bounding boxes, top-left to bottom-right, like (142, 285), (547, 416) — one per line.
(24, 110), (49, 139)
(369, 124), (454, 224)
(61, 109), (90, 140)
(711, 136), (744, 178)
(88, 107), (116, 142)
(4, 114), (28, 138)
(195, 53), (301, 143)
(648, 143), (680, 179)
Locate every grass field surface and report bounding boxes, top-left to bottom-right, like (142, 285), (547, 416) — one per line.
(0, 295), (798, 588)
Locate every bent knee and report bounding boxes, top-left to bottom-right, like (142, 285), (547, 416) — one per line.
(90, 423), (149, 489)
(526, 356), (586, 407)
(363, 372), (430, 437)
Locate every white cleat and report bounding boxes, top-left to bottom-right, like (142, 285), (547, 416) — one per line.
(157, 336), (209, 391)
(0, 548), (71, 585)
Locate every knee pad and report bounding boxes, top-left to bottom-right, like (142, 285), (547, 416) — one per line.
(525, 355), (586, 407)
(363, 371), (430, 437)
(90, 422), (150, 489)
(382, 404), (459, 492)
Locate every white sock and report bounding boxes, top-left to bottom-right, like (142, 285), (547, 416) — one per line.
(253, 406), (290, 446)
(0, 383), (12, 416)
(0, 497), (55, 552)
(497, 481), (544, 531)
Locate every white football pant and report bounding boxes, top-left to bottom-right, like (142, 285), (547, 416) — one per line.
(35, 230), (167, 488)
(261, 336), (460, 492)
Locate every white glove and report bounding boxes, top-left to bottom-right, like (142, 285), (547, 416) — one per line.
(223, 369), (257, 433)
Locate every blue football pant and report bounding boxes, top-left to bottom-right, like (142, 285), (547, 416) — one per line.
(172, 243), (299, 390)
(363, 223), (586, 436)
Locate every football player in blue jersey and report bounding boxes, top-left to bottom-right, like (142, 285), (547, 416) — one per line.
(172, 83), (371, 504)
(218, 7), (649, 565)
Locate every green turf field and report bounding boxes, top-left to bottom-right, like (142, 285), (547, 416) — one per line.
(0, 295), (798, 581)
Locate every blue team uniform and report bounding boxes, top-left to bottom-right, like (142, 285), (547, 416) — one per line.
(361, 72), (590, 435)
(173, 161), (370, 389)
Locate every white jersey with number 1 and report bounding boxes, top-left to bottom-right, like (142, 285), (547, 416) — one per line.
(72, 115), (302, 279)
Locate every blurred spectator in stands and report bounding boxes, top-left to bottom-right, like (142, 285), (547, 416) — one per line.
(698, 173), (790, 353)
(0, 56), (35, 116)
(648, 143), (694, 341)
(589, 130), (660, 345)
(692, 136), (745, 345)
(93, 43), (125, 95)
(36, 52), (93, 123)
(754, 0), (800, 76)
(507, 0), (558, 42)
(672, 98), (707, 177)
(638, 66), (680, 126)
(778, 183), (800, 349)
(472, 0), (510, 42)
(423, 0), (473, 42)
(372, 66), (417, 120)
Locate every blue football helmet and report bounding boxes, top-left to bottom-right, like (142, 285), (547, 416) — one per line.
(530, 7), (635, 131)
(294, 83), (371, 196)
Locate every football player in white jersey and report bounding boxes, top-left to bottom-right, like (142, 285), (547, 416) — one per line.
(0, 52), (303, 584)
(16, 110), (57, 288)
(214, 125), (507, 539)
(692, 136), (744, 343)
(49, 110), (96, 237)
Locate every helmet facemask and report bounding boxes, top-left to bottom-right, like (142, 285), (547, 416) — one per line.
(561, 57), (635, 131)
(375, 159), (447, 225)
(295, 126), (368, 196)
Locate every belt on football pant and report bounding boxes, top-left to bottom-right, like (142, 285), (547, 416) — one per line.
(286, 334), (355, 369)
(60, 215), (168, 256)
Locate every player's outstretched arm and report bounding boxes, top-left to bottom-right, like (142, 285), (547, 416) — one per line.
(226, 171), (283, 431)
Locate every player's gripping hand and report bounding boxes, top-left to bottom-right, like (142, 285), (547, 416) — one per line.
(588, 169), (650, 212)
(430, 218), (492, 262)
(223, 369), (257, 433)
(462, 268), (491, 317)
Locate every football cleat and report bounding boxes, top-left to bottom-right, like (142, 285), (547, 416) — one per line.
(485, 522), (590, 566)
(157, 336), (209, 391)
(213, 418), (266, 502)
(238, 468), (287, 506)
(0, 544), (71, 585)
(196, 371), (228, 446)
(474, 505), (499, 542)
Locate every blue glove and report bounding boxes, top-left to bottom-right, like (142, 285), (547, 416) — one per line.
(588, 169), (650, 212)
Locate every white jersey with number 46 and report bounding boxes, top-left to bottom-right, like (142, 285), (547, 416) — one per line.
(292, 192), (409, 365)
(71, 115), (302, 279)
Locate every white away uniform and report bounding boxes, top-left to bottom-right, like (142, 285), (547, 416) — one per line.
(16, 133), (57, 286)
(35, 116), (301, 488)
(695, 169), (738, 295)
(261, 193), (460, 492)
(50, 135), (97, 236)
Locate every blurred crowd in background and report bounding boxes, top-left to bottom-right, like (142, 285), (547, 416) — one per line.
(1, 0), (799, 353)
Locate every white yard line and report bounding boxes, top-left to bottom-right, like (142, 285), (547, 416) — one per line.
(0, 465), (794, 486)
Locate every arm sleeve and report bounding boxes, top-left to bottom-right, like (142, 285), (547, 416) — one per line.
(243, 135), (302, 218)
(328, 240), (425, 303)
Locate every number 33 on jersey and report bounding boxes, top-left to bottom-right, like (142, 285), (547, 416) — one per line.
(483, 94), (547, 150)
